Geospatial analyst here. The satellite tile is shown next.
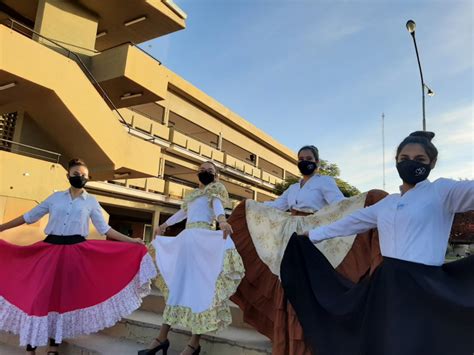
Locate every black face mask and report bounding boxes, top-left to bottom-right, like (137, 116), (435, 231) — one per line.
(198, 171), (215, 185)
(298, 160), (317, 176)
(69, 175), (88, 189)
(396, 160), (431, 185)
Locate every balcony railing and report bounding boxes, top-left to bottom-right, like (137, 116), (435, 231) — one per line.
(170, 129), (224, 163)
(165, 180), (194, 200)
(0, 138), (61, 163)
(109, 177), (166, 194)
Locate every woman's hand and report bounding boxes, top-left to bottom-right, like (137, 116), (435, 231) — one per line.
(105, 228), (144, 244)
(219, 221), (233, 239)
(301, 230), (321, 243)
(154, 223), (168, 237)
(128, 237), (145, 245)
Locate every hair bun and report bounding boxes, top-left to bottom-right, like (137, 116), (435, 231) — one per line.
(409, 131), (435, 141)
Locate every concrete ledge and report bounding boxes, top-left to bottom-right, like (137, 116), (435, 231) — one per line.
(102, 310), (272, 355)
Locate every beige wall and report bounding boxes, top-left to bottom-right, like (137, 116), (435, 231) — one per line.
(12, 111), (63, 163)
(0, 26), (161, 179)
(34, 0), (98, 57)
(0, 0), (303, 244)
(0, 152), (109, 244)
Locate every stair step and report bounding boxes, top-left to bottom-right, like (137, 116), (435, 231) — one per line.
(102, 310), (272, 355)
(141, 288), (253, 330)
(0, 332), (180, 355)
(0, 341), (24, 355)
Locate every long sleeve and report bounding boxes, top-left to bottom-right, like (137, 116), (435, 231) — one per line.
(322, 177), (345, 204)
(212, 198), (225, 218)
(23, 193), (54, 224)
(165, 209), (187, 226)
(435, 178), (474, 213)
(90, 200), (111, 235)
(264, 186), (290, 211)
(309, 204), (379, 243)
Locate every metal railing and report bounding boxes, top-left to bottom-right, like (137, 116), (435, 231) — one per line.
(101, 40), (163, 66)
(132, 42), (162, 65)
(3, 18), (131, 129)
(0, 138), (61, 163)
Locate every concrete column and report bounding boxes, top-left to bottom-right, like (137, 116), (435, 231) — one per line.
(162, 106), (170, 126)
(152, 209), (161, 232)
(158, 157), (166, 178)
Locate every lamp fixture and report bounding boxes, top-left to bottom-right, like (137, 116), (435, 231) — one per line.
(113, 172), (131, 179)
(424, 84), (435, 97)
(406, 20), (416, 34)
(96, 31), (107, 38)
(124, 16), (147, 27)
(120, 92), (143, 100)
(0, 82), (16, 91)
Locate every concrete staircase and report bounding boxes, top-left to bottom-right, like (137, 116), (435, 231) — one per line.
(0, 288), (272, 355)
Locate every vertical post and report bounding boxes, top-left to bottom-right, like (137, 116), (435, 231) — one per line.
(410, 32), (427, 131)
(382, 113), (386, 191)
(152, 210), (161, 239)
(217, 132), (223, 150)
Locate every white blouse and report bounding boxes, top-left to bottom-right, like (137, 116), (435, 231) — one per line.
(265, 175), (345, 212)
(165, 196), (225, 226)
(23, 190), (111, 237)
(309, 178), (474, 266)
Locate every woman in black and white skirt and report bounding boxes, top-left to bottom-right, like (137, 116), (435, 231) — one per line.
(281, 131), (474, 355)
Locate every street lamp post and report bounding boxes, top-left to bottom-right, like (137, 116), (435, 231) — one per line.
(382, 113), (386, 191)
(406, 20), (434, 131)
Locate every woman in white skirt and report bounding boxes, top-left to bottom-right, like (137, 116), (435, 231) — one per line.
(139, 161), (244, 355)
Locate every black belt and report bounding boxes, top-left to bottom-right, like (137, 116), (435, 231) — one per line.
(44, 235), (86, 245)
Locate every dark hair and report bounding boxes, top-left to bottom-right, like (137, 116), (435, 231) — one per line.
(298, 145), (319, 161)
(396, 131), (438, 162)
(68, 158), (88, 172)
(202, 160), (219, 174)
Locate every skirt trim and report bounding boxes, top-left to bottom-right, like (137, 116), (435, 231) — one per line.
(228, 191), (387, 355)
(156, 248), (244, 334)
(0, 253), (156, 346)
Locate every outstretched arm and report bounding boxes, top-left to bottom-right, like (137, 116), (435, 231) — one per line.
(436, 179), (474, 213)
(1, 194), (55, 233)
(323, 177), (346, 204)
(106, 228), (144, 244)
(213, 198), (232, 239)
(264, 187), (291, 211)
(0, 216), (26, 232)
(306, 204), (379, 242)
(90, 200), (142, 244)
(156, 209), (187, 235)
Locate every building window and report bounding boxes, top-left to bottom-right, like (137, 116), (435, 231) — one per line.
(0, 112), (17, 151)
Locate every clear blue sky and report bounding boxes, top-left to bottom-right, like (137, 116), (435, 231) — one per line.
(142, 0), (473, 193)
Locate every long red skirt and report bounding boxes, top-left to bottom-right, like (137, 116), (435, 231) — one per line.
(0, 238), (157, 346)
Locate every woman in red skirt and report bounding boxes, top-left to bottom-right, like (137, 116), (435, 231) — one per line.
(0, 158), (157, 354)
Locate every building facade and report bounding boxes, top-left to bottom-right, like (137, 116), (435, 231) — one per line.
(0, 0), (300, 244)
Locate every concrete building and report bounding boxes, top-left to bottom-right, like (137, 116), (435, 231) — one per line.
(0, 0), (300, 245)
